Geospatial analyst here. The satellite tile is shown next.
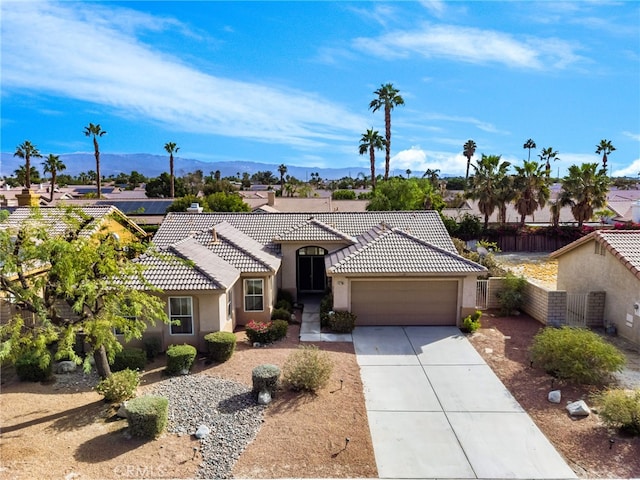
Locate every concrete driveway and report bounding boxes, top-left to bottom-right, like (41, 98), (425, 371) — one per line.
(353, 326), (577, 480)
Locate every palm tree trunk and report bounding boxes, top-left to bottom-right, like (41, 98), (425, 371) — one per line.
(50, 172), (56, 202)
(170, 154), (175, 198)
(25, 154), (31, 190)
(369, 147), (376, 190)
(384, 106), (391, 181)
(93, 137), (101, 198)
(464, 157), (470, 189)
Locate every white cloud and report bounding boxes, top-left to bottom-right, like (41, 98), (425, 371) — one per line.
(612, 159), (640, 177)
(352, 23), (585, 70)
(389, 146), (469, 176)
(623, 131), (640, 141)
(420, 0), (447, 18)
(1, 1), (366, 150)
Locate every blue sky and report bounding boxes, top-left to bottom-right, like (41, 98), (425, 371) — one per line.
(1, 1), (639, 178)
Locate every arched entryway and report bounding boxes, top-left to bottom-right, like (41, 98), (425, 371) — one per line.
(297, 246), (327, 293)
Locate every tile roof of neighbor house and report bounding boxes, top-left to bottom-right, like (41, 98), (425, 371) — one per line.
(153, 211), (457, 254)
(326, 224), (487, 275)
(550, 230), (640, 280)
(273, 218), (357, 243)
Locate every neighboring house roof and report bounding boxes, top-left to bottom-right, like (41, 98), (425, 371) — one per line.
(273, 218), (356, 244)
(550, 230), (640, 280)
(245, 197), (369, 213)
(326, 224), (487, 275)
(153, 211), (457, 254)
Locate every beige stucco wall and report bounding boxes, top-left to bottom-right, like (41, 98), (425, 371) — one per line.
(557, 240), (640, 345)
(234, 274), (276, 326)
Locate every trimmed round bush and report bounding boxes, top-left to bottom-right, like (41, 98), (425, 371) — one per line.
(95, 368), (140, 403)
(165, 344), (197, 375)
(126, 395), (168, 438)
(329, 310), (356, 333)
(530, 327), (625, 384)
(462, 310), (482, 333)
(112, 347), (146, 372)
(283, 345), (333, 392)
(204, 331), (236, 363)
(15, 351), (52, 382)
(593, 388), (640, 435)
(270, 320), (288, 341)
(245, 320), (272, 344)
(252, 364), (281, 396)
(143, 336), (162, 361)
(275, 299), (292, 313)
(271, 308), (292, 322)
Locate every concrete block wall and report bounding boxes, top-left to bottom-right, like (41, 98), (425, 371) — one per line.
(586, 291), (606, 327)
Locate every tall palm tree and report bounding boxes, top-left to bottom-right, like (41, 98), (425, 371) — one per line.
(538, 147), (560, 177)
(463, 139), (477, 190)
(14, 140), (42, 190)
(278, 164), (288, 191)
(523, 138), (536, 161)
(495, 175), (516, 225)
(560, 163), (610, 227)
(358, 129), (386, 190)
(595, 139), (616, 174)
(83, 123), (106, 198)
(467, 154), (511, 229)
(369, 83), (404, 181)
(422, 168), (441, 189)
(14, 166), (41, 188)
(42, 154), (67, 202)
(513, 160), (550, 226)
(164, 142), (179, 198)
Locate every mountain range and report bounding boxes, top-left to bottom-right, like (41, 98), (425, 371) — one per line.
(0, 152), (422, 181)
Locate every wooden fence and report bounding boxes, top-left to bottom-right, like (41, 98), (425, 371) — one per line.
(491, 234), (575, 252)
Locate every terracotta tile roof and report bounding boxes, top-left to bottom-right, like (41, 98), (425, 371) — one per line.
(550, 230), (640, 280)
(326, 224), (487, 275)
(273, 218), (356, 243)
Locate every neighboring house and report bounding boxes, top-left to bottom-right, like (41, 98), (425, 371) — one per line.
(134, 211), (486, 350)
(550, 230), (640, 345)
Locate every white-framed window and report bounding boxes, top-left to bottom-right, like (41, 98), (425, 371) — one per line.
(227, 289), (233, 319)
(244, 278), (264, 312)
(169, 296), (194, 335)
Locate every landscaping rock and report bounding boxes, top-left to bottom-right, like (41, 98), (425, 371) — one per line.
(548, 390), (561, 403)
(257, 389), (272, 405)
(116, 401), (128, 418)
(54, 361), (77, 374)
(195, 424), (210, 439)
(566, 400), (590, 416)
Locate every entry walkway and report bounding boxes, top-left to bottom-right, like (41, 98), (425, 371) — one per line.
(298, 296), (352, 342)
(353, 326), (577, 480)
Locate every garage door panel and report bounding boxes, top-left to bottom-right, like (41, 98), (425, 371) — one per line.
(351, 280), (457, 326)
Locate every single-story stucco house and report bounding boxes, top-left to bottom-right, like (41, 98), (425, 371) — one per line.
(550, 230), (640, 345)
(133, 210), (487, 350)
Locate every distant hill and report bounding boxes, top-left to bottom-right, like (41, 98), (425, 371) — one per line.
(0, 152), (395, 181)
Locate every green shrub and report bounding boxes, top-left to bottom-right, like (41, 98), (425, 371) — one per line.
(331, 189), (356, 200)
(252, 364), (281, 396)
(270, 320), (288, 341)
(95, 369), (140, 402)
(462, 310), (482, 333)
(15, 351), (53, 382)
(143, 336), (162, 361)
(593, 388), (640, 435)
(271, 308), (292, 322)
(275, 299), (292, 313)
(126, 396), (168, 439)
(111, 347), (146, 372)
(245, 320), (273, 344)
(319, 292), (333, 328)
(496, 273), (527, 315)
(283, 345), (333, 392)
(328, 310), (356, 333)
(165, 344), (197, 375)
(204, 331), (236, 363)
(530, 327), (625, 384)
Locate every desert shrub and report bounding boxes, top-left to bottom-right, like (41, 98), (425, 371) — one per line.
(270, 320), (289, 341)
(95, 368), (140, 402)
(283, 345), (333, 392)
(271, 308), (292, 322)
(462, 310), (482, 333)
(15, 350), (52, 382)
(530, 327), (625, 384)
(165, 344), (197, 375)
(204, 331), (236, 362)
(275, 299), (292, 313)
(496, 273), (527, 315)
(111, 347), (146, 372)
(277, 289), (294, 306)
(332, 189), (356, 200)
(245, 320), (273, 344)
(593, 388), (640, 435)
(252, 364), (281, 396)
(143, 336), (162, 361)
(319, 292), (334, 328)
(126, 396), (169, 439)
(329, 310), (356, 333)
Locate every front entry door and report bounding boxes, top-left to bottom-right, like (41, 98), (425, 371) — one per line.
(297, 247), (327, 292)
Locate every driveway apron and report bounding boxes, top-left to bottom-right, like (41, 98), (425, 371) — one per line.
(353, 326), (577, 480)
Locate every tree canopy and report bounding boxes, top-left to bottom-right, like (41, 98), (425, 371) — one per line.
(366, 177), (444, 211)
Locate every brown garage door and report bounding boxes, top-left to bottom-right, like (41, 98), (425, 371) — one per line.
(350, 280), (458, 326)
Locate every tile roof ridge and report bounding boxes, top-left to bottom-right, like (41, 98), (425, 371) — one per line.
(168, 238), (229, 288)
(209, 221), (279, 271)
